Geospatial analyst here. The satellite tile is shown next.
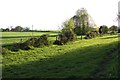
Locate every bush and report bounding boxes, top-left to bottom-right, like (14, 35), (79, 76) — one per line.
(99, 25), (108, 34)
(12, 42), (31, 51)
(85, 31), (99, 39)
(2, 48), (11, 54)
(58, 34), (68, 44)
(53, 40), (62, 45)
(58, 29), (76, 44)
(25, 34), (51, 47)
(53, 29), (77, 45)
(110, 31), (117, 35)
(25, 37), (38, 46)
(11, 34), (52, 51)
(34, 34), (52, 47)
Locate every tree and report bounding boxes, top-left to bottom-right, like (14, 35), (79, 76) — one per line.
(14, 26), (23, 32)
(23, 27), (30, 32)
(5, 28), (10, 32)
(11, 28), (15, 32)
(73, 8), (90, 39)
(57, 19), (76, 44)
(62, 19), (75, 31)
(99, 25), (108, 34)
(99, 26), (103, 34)
(109, 25), (118, 32)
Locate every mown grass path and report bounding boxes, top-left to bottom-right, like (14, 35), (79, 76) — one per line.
(2, 34), (119, 78)
(91, 42), (119, 78)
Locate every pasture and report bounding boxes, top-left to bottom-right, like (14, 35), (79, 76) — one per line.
(1, 32), (120, 78)
(1, 32), (59, 45)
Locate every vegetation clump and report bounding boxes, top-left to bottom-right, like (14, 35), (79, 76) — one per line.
(85, 31), (99, 39)
(33, 34), (51, 47)
(12, 34), (51, 51)
(25, 34), (51, 47)
(54, 19), (76, 45)
(1, 48), (11, 54)
(12, 42), (31, 51)
(109, 25), (118, 35)
(60, 30), (76, 43)
(99, 25), (108, 35)
(53, 40), (62, 45)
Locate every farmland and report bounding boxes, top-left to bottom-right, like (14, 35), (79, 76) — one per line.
(1, 32), (59, 45)
(1, 32), (120, 78)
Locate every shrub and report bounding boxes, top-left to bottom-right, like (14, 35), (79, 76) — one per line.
(85, 31), (98, 39)
(12, 42), (31, 51)
(24, 34), (50, 47)
(53, 29), (77, 45)
(25, 37), (38, 46)
(2, 48), (11, 54)
(11, 34), (52, 51)
(110, 31), (117, 35)
(58, 34), (68, 44)
(53, 40), (62, 45)
(25, 34), (51, 47)
(99, 25), (108, 34)
(33, 34), (51, 47)
(57, 29), (76, 44)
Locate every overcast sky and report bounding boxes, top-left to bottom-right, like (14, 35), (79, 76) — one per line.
(0, 0), (119, 30)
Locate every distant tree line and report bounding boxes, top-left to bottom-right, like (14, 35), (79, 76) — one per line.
(0, 26), (61, 33)
(1, 26), (30, 32)
(99, 25), (118, 35)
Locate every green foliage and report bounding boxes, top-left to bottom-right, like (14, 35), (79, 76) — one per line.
(25, 37), (38, 47)
(35, 34), (52, 47)
(1, 28), (10, 32)
(2, 48), (11, 55)
(53, 40), (62, 45)
(109, 25), (118, 32)
(74, 27), (81, 35)
(23, 27), (30, 32)
(110, 31), (117, 35)
(59, 19), (76, 44)
(14, 26), (24, 32)
(109, 25), (118, 35)
(11, 34), (52, 51)
(58, 34), (68, 44)
(85, 31), (99, 39)
(62, 29), (76, 41)
(12, 43), (31, 51)
(73, 8), (90, 35)
(25, 34), (52, 47)
(62, 19), (75, 30)
(99, 25), (108, 34)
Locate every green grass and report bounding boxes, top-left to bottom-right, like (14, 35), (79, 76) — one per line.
(2, 34), (119, 78)
(1, 32), (84, 45)
(1, 32), (58, 45)
(2, 32), (58, 37)
(104, 50), (119, 78)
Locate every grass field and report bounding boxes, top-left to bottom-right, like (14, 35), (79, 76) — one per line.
(2, 32), (120, 78)
(1, 32), (59, 45)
